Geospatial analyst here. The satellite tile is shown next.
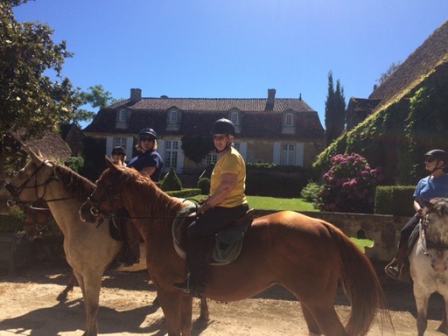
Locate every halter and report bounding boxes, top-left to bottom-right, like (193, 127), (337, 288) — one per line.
(420, 212), (448, 258)
(87, 170), (129, 217)
(5, 160), (58, 208)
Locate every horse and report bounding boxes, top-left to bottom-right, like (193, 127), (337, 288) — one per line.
(409, 198), (448, 336)
(0, 149), (208, 336)
(23, 200), (77, 302)
(80, 156), (391, 336)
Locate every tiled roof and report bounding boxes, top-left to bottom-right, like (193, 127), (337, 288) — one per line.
(86, 96), (324, 140)
(110, 97), (315, 113)
(369, 19), (448, 112)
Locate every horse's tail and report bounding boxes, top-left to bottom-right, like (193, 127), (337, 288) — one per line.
(324, 222), (392, 336)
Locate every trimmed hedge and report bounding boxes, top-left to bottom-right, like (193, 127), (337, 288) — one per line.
(0, 209), (24, 233)
(166, 188), (201, 198)
(374, 186), (415, 216)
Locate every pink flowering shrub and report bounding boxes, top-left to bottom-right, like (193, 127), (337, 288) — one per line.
(318, 153), (385, 213)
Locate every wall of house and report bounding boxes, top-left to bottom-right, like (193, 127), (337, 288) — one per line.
(254, 210), (408, 262)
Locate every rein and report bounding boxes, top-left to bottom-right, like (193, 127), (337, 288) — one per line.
(420, 213), (448, 257)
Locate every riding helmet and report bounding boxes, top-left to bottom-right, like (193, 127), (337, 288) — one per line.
(138, 128), (157, 139)
(111, 146), (126, 156)
(425, 149), (448, 163)
(211, 118), (235, 136)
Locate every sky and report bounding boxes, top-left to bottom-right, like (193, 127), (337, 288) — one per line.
(13, 1), (448, 129)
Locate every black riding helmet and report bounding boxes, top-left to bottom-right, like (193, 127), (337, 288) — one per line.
(425, 149), (448, 173)
(211, 118), (235, 136)
(111, 146), (126, 156)
(138, 128), (157, 140)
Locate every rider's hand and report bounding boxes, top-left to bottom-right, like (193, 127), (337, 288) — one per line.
(197, 202), (211, 214)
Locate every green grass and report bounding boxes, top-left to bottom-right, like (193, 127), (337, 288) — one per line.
(191, 195), (317, 212)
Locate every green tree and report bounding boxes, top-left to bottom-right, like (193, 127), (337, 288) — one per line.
(181, 135), (214, 169)
(0, 0), (82, 180)
(324, 72), (346, 146)
(75, 85), (120, 124)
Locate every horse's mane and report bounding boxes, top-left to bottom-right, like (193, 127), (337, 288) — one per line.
(430, 197), (448, 218)
(117, 167), (183, 231)
(53, 163), (95, 202)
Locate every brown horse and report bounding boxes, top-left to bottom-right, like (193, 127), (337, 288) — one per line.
(23, 200), (77, 302)
(80, 157), (391, 336)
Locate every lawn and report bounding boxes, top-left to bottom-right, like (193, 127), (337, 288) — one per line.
(191, 195), (317, 212)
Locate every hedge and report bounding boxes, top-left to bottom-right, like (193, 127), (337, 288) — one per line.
(374, 186), (415, 216)
(166, 188), (201, 198)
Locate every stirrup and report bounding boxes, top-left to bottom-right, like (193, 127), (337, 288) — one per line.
(173, 273), (192, 293)
(385, 262), (403, 280)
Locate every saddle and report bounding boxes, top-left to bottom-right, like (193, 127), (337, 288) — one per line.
(172, 206), (254, 265)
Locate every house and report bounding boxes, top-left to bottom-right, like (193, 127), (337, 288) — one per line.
(84, 89), (324, 174)
(60, 123), (85, 156)
(345, 19), (448, 130)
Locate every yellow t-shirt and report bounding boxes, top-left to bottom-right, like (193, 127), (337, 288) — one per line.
(210, 147), (247, 208)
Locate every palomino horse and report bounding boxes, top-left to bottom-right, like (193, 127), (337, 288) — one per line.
(0, 150), (208, 336)
(80, 157), (390, 336)
(409, 198), (448, 336)
(23, 200), (77, 302)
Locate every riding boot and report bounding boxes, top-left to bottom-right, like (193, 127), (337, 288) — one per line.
(385, 244), (408, 279)
(116, 216), (140, 267)
(173, 235), (212, 297)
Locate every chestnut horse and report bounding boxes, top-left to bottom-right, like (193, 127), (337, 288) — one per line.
(409, 198), (448, 336)
(80, 157), (390, 336)
(23, 200), (77, 302)
(0, 150), (208, 336)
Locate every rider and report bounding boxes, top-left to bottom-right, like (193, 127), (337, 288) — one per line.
(385, 149), (448, 279)
(117, 128), (164, 266)
(173, 118), (249, 297)
(111, 146), (127, 166)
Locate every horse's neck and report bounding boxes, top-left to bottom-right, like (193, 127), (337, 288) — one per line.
(44, 179), (89, 235)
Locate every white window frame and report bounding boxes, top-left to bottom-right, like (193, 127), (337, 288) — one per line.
(230, 112), (239, 125)
(281, 143), (295, 166)
(164, 140), (179, 169)
(285, 113), (293, 126)
(118, 109), (127, 122)
(114, 137), (127, 150)
(206, 153), (219, 165)
(169, 110), (178, 124)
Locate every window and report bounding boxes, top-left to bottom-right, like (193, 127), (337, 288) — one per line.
(206, 153), (218, 165)
(164, 140), (179, 169)
(118, 109), (127, 122)
(114, 137), (127, 150)
(169, 110), (178, 124)
(230, 112), (239, 125)
(233, 142), (240, 151)
(281, 144), (295, 165)
(285, 113), (293, 126)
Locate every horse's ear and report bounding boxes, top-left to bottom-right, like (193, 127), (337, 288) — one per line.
(421, 198), (433, 209)
(105, 155), (119, 171)
(27, 147), (43, 164)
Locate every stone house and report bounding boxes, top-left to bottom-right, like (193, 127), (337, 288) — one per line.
(84, 89), (324, 174)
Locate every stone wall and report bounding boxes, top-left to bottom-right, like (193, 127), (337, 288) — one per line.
(254, 210), (409, 262)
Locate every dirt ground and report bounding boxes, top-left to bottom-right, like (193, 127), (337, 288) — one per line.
(0, 262), (446, 336)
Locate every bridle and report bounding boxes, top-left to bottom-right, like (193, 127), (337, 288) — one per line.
(5, 160), (58, 208)
(25, 201), (52, 236)
(87, 170), (129, 217)
(420, 212), (448, 257)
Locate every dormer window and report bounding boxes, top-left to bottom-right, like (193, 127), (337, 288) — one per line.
(169, 110), (178, 124)
(230, 112), (239, 125)
(228, 109), (242, 133)
(285, 113), (293, 126)
(166, 108), (180, 131)
(118, 109), (127, 122)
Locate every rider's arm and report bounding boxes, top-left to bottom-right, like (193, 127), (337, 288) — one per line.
(413, 198), (423, 216)
(140, 166), (156, 178)
(198, 173), (237, 212)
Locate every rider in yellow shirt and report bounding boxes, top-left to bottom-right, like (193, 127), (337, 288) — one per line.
(174, 118), (248, 297)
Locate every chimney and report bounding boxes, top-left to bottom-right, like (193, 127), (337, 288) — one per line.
(130, 88), (142, 103)
(265, 88), (276, 111)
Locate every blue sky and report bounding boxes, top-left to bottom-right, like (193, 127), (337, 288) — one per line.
(13, 1), (448, 129)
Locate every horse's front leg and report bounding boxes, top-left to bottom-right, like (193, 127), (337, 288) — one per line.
(75, 269), (103, 336)
(157, 289), (193, 336)
(437, 298), (448, 334)
(413, 284), (430, 336)
(57, 271), (77, 301)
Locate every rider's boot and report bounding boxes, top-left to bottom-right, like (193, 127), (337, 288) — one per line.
(173, 236), (210, 297)
(385, 244), (408, 279)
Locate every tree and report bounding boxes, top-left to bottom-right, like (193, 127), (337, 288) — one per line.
(376, 61), (401, 86)
(0, 1), (82, 138)
(0, 1), (82, 180)
(324, 71), (346, 146)
(75, 85), (119, 125)
(181, 135), (214, 169)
